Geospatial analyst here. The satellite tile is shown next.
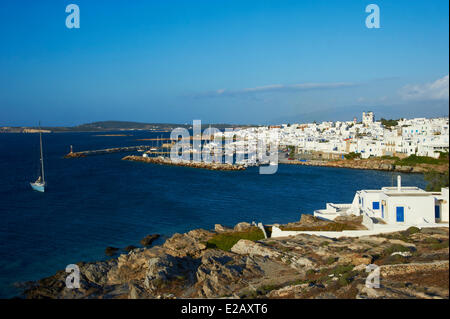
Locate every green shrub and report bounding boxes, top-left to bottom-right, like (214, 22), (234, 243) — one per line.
(344, 152), (361, 160)
(424, 237), (441, 244)
(380, 155), (400, 160)
(333, 264), (354, 275)
(395, 154), (448, 166)
(405, 227), (420, 235)
(424, 170), (449, 192)
(430, 240), (449, 250)
(339, 272), (354, 286)
(381, 254), (408, 265)
(306, 269), (316, 276)
(381, 118), (398, 128)
(206, 227), (265, 251)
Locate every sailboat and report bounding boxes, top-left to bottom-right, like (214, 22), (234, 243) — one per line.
(30, 124), (46, 192)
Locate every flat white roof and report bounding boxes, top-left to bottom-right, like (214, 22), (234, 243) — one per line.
(383, 192), (437, 197)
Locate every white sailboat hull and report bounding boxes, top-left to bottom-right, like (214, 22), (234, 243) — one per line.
(30, 182), (45, 192)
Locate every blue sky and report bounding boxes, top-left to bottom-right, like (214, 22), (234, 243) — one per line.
(0, 0), (448, 126)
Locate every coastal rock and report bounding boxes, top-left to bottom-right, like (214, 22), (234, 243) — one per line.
(22, 226), (450, 299)
(379, 163), (394, 171)
(122, 155), (246, 171)
(162, 229), (213, 257)
(140, 234), (160, 247)
(24, 260), (118, 299)
(395, 165), (413, 172)
(411, 166), (427, 173)
(128, 282), (152, 299)
(234, 222), (252, 231)
(107, 248), (157, 284)
(195, 250), (263, 298)
(125, 245), (138, 252)
(231, 239), (280, 258)
(144, 253), (198, 292)
(105, 247), (119, 256)
(81, 261), (116, 286)
(214, 224), (232, 233)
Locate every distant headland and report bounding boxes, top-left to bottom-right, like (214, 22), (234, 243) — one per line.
(0, 121), (255, 133)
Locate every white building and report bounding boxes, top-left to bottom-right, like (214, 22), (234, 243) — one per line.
(362, 111), (374, 127)
(214, 116), (448, 162)
(314, 176), (449, 226)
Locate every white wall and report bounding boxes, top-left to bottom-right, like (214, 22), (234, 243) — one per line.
(360, 191), (383, 218)
(382, 195), (435, 225)
(441, 188), (449, 223)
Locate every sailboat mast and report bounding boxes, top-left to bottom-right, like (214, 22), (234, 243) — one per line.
(39, 124), (45, 183)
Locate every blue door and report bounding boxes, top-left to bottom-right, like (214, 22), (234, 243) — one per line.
(435, 205), (440, 219)
(381, 205), (384, 218)
(396, 207), (404, 222)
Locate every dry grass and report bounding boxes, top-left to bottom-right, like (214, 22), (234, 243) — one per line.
(280, 222), (361, 232)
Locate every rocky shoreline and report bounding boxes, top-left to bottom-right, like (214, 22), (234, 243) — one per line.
(122, 155), (246, 171)
(282, 158), (448, 174)
(21, 217), (449, 299)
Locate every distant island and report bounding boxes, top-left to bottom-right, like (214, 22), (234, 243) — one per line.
(0, 121), (255, 133)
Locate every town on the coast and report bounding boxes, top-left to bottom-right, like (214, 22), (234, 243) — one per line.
(13, 113), (450, 299)
(213, 112), (449, 161)
(214, 113), (449, 237)
(54, 112), (450, 234)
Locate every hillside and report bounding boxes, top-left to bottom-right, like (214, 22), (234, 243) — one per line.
(22, 219), (449, 299)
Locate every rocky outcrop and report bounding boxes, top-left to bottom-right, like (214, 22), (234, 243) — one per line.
(233, 222), (252, 231)
(105, 247), (119, 256)
(282, 158), (448, 174)
(231, 240), (280, 258)
(162, 229), (213, 257)
(21, 226), (449, 299)
(140, 234), (160, 247)
(214, 224), (232, 233)
(195, 250), (263, 298)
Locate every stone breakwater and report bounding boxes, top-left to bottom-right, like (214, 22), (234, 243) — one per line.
(21, 217), (449, 299)
(282, 159), (447, 174)
(64, 146), (154, 158)
(122, 155), (246, 171)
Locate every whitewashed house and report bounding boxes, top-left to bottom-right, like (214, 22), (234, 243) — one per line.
(314, 176), (449, 226)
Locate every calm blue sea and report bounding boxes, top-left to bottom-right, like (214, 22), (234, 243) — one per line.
(0, 131), (427, 298)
